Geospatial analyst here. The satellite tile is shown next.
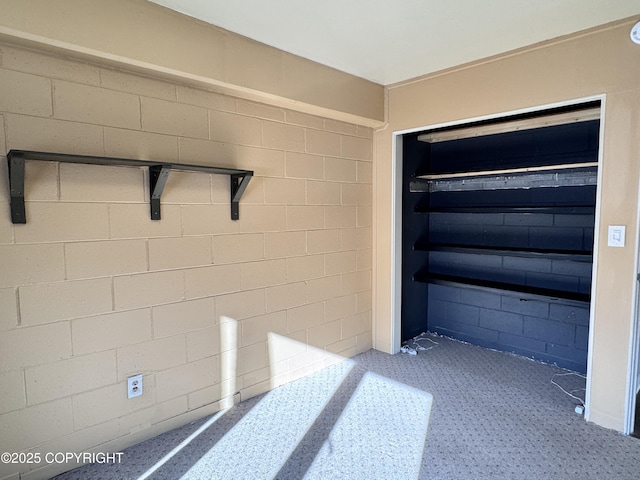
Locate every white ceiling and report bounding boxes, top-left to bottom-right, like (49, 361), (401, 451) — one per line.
(149, 0), (640, 85)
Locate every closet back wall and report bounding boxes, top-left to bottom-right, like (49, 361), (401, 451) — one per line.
(0, 42), (373, 480)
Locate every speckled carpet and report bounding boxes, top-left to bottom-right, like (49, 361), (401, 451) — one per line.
(54, 334), (640, 480)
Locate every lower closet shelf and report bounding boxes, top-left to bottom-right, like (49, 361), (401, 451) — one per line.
(413, 271), (590, 303)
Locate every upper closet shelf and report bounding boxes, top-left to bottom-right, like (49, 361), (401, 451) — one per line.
(411, 163), (597, 193)
(6, 150), (253, 224)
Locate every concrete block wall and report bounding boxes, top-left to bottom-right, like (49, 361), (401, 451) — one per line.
(428, 283), (589, 372)
(0, 42), (373, 480)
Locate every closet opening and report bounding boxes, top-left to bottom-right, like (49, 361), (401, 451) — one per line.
(400, 101), (601, 375)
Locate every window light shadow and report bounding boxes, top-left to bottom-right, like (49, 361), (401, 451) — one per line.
(82, 331), (433, 480)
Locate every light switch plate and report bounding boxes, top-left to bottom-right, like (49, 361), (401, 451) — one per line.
(608, 225), (625, 247)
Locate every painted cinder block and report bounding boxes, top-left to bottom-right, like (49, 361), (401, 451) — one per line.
(307, 229), (342, 254)
(341, 270), (371, 295)
(153, 297), (216, 338)
(5, 114), (104, 155)
(523, 317), (576, 346)
(53, 80), (141, 129)
(65, 239), (148, 279)
(160, 170), (213, 205)
(141, 97), (208, 139)
(286, 205), (324, 230)
(210, 109), (262, 147)
(264, 177), (306, 204)
(342, 311), (370, 338)
(184, 264), (242, 299)
(307, 276), (341, 304)
(286, 254), (324, 282)
(241, 259), (287, 290)
(307, 319), (342, 348)
(155, 356), (219, 403)
(325, 251), (357, 276)
(341, 183), (372, 206)
(240, 311), (287, 347)
(286, 302), (325, 332)
(266, 282), (307, 312)
(0, 288), (18, 331)
(549, 303), (591, 326)
(305, 129), (341, 156)
(0, 69), (52, 116)
(237, 99), (283, 121)
(306, 180), (341, 205)
(498, 332), (547, 355)
(239, 205), (287, 234)
(341, 135), (372, 161)
(110, 204), (182, 239)
(324, 205), (357, 229)
(285, 152), (324, 180)
(325, 157), (357, 182)
(186, 326), (222, 362)
(19, 278), (113, 325)
(237, 145), (286, 177)
(104, 127), (179, 163)
(178, 137), (238, 168)
(459, 289), (501, 310)
(0, 244), (65, 288)
(216, 288), (266, 321)
(236, 341), (268, 376)
(0, 398), (73, 453)
(0, 323), (71, 373)
(341, 227), (371, 250)
(72, 309), (152, 355)
(479, 308), (524, 335)
(285, 110), (324, 129)
(213, 233), (265, 264)
(325, 294), (357, 322)
(177, 86), (236, 112)
(500, 296), (550, 318)
(116, 335), (187, 381)
(356, 161), (373, 184)
(445, 301), (480, 325)
(113, 270), (185, 311)
(265, 231), (307, 259)
(0, 370), (26, 414)
(0, 44), (101, 85)
(101, 68), (176, 100)
(14, 203), (110, 244)
(357, 205), (372, 228)
(262, 120), (305, 152)
(148, 236), (213, 270)
(503, 255), (552, 273)
(25, 350), (116, 405)
(72, 378), (157, 430)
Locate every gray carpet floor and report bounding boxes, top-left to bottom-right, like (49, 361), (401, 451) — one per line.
(54, 334), (640, 479)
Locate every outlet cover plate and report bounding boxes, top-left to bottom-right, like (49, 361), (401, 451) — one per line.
(127, 374), (143, 399)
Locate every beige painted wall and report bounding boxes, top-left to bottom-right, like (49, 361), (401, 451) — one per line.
(374, 18), (640, 431)
(0, 0), (384, 125)
(0, 40), (373, 479)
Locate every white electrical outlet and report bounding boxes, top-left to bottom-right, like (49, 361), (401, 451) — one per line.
(127, 374), (143, 399)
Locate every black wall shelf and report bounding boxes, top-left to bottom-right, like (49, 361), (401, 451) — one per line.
(6, 150), (253, 224)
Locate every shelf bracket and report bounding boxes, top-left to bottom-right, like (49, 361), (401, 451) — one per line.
(149, 165), (171, 220)
(230, 173), (253, 221)
(8, 152), (26, 224)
